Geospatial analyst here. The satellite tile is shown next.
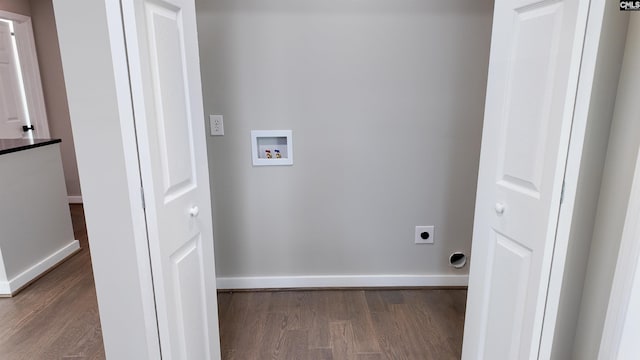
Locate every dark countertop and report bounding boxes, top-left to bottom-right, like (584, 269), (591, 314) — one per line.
(0, 138), (62, 156)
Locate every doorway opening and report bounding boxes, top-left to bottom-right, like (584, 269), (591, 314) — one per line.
(0, 10), (49, 140)
(0, 18), (31, 139)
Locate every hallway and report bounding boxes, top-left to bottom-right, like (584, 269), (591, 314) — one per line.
(0, 205), (105, 359)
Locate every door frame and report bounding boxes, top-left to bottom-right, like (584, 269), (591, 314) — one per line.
(55, 0), (638, 358)
(54, 0), (162, 358)
(0, 10), (49, 139)
(537, 1), (636, 357)
(537, 0), (602, 356)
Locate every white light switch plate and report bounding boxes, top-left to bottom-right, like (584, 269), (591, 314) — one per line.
(210, 115), (224, 136)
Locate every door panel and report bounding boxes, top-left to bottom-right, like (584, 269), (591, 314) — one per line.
(498, 1), (563, 201)
(171, 235), (208, 360)
(462, 0), (587, 358)
(121, 0), (221, 359)
(483, 231), (532, 359)
(145, 3), (197, 196)
(0, 21), (27, 139)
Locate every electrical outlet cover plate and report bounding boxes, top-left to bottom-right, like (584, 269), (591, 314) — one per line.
(210, 115), (224, 136)
(415, 225), (435, 244)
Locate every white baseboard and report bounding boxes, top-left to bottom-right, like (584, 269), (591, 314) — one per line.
(0, 282), (9, 295)
(216, 274), (468, 290)
(0, 240), (80, 296)
(68, 196), (83, 204)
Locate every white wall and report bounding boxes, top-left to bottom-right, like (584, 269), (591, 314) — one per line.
(29, 0), (81, 199)
(617, 248), (640, 357)
(573, 13), (640, 360)
(598, 139), (640, 360)
(196, 0), (494, 283)
(549, 2), (629, 358)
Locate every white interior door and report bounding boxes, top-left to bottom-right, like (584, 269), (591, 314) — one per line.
(462, 0), (588, 359)
(121, 0), (221, 359)
(0, 20), (28, 139)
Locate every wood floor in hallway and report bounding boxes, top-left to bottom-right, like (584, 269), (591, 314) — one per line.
(217, 288), (467, 360)
(0, 205), (105, 359)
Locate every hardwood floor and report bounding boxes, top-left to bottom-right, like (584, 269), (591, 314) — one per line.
(217, 289), (467, 360)
(0, 205), (105, 359)
(0, 205), (468, 360)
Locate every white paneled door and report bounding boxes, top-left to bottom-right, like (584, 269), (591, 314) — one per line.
(462, 0), (589, 359)
(121, 0), (221, 359)
(0, 20), (28, 138)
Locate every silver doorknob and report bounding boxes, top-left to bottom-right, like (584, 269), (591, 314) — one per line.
(189, 206), (200, 217)
(495, 202), (505, 215)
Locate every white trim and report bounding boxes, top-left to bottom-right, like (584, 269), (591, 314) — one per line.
(0, 240), (79, 296)
(538, 0), (606, 357)
(598, 147), (640, 359)
(104, 1), (162, 357)
(68, 195), (83, 204)
(0, 10), (29, 22)
(54, 0), (162, 357)
(67, 195), (83, 204)
(0, 11), (50, 139)
(0, 282), (8, 295)
(217, 274), (468, 290)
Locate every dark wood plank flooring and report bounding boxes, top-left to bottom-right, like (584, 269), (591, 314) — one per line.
(0, 205), (468, 360)
(0, 205), (106, 359)
(217, 289), (467, 360)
